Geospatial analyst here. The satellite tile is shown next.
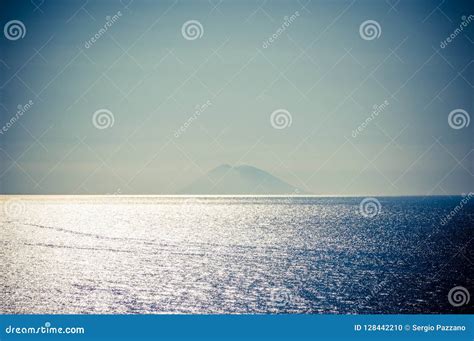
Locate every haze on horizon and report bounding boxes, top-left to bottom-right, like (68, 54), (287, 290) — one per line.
(0, 0), (472, 196)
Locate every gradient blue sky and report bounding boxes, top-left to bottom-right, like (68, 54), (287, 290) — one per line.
(0, 0), (473, 195)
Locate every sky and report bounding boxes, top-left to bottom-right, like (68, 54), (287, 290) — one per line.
(0, 0), (473, 195)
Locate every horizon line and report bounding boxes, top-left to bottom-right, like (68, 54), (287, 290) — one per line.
(0, 194), (471, 198)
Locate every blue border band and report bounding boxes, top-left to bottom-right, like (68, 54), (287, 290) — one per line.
(1, 314), (473, 340)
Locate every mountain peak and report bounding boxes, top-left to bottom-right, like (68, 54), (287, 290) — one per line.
(212, 164), (232, 170)
(234, 164), (258, 171)
(178, 164), (306, 195)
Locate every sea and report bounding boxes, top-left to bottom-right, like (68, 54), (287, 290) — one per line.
(1, 196), (473, 314)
